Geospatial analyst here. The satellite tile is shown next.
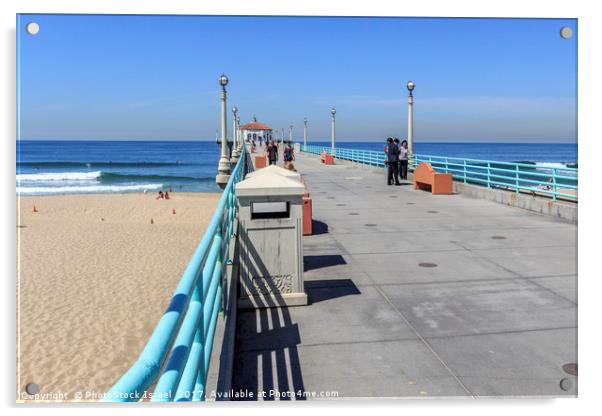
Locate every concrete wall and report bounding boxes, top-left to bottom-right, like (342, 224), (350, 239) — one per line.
(453, 181), (578, 223)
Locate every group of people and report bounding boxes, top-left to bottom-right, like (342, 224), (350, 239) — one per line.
(265, 140), (297, 171)
(384, 137), (409, 186)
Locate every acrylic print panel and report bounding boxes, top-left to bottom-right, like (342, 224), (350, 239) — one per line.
(16, 14), (577, 402)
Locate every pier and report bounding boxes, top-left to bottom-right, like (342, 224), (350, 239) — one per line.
(230, 148), (577, 398)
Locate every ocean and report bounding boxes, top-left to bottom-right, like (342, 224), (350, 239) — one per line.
(16, 140), (577, 196)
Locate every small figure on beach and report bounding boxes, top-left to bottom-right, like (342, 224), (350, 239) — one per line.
(398, 139), (409, 180)
(384, 137), (400, 186)
(164, 190), (170, 200)
(157, 191), (164, 199)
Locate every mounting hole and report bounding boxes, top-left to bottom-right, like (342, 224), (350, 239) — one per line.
(559, 377), (573, 391)
(25, 383), (39, 395)
(348, 212), (359, 215)
(26, 22), (40, 35)
(560, 26), (573, 39)
(427, 210), (438, 214)
(364, 223), (377, 227)
(491, 235), (507, 240)
(407, 202), (416, 205)
(336, 203), (346, 206)
(419, 262), (438, 268)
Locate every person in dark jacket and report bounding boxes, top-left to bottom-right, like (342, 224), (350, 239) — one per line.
(267, 140), (278, 165)
(384, 137), (400, 185)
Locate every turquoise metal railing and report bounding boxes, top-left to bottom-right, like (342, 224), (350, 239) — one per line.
(103, 146), (249, 402)
(302, 144), (578, 201)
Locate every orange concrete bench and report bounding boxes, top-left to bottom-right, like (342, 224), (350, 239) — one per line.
(323, 154), (334, 165)
(413, 162), (453, 195)
(255, 154), (267, 169)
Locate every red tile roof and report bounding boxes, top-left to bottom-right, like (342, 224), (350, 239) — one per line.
(240, 119), (272, 131)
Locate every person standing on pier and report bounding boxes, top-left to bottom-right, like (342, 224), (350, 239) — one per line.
(385, 137), (400, 185)
(399, 139), (409, 181)
(267, 140), (278, 165)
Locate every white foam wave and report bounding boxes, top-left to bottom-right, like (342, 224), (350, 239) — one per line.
(17, 183), (163, 196)
(533, 162), (572, 169)
(17, 171), (102, 182)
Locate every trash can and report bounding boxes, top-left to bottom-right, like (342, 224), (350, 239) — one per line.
(236, 168), (308, 309)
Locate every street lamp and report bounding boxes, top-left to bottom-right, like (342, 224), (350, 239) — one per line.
(406, 80), (415, 156)
(303, 117), (308, 150)
(215, 73), (230, 189)
(330, 107), (336, 155)
(230, 105), (239, 163)
(289, 125), (293, 143)
(237, 116), (241, 148)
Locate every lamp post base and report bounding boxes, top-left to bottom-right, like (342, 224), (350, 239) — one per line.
(215, 174), (230, 189)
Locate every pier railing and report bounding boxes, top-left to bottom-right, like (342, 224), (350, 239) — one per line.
(302, 144), (578, 201)
(103, 146), (249, 402)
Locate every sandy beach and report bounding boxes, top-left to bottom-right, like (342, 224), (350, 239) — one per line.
(17, 192), (221, 402)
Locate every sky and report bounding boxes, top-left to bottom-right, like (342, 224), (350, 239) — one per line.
(17, 14), (577, 142)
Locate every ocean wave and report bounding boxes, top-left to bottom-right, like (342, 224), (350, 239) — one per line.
(513, 161), (578, 170)
(99, 172), (209, 183)
(17, 171), (102, 182)
(17, 171), (211, 183)
(17, 183), (163, 195)
(17, 161), (187, 168)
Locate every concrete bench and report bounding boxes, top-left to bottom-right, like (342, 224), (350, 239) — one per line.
(413, 162), (453, 195)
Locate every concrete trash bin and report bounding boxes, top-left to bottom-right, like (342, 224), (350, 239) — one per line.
(235, 168), (308, 309)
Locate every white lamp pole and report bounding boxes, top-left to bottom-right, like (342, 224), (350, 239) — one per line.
(303, 117), (308, 150)
(237, 116), (241, 149)
(215, 74), (230, 189)
(230, 105), (239, 163)
(330, 107), (336, 155)
(289, 125), (293, 142)
(407, 80), (415, 157)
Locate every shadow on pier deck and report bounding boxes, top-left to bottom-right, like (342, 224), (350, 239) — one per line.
(231, 151), (577, 399)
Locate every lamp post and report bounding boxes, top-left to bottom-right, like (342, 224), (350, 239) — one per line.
(289, 125), (293, 143)
(230, 105), (239, 164)
(303, 117), (308, 150)
(281, 128), (285, 144)
(215, 73), (230, 189)
(330, 107), (336, 155)
(406, 80), (415, 157)
(237, 116), (241, 148)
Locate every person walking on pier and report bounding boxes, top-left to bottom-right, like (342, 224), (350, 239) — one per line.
(267, 140), (278, 165)
(399, 139), (409, 180)
(385, 137), (400, 185)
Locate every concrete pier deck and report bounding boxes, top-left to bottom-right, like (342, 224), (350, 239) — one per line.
(231, 150), (577, 399)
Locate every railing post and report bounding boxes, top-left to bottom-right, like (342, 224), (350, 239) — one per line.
(515, 165), (519, 194)
(487, 162), (491, 189)
(463, 160), (467, 184)
(445, 158), (449, 173)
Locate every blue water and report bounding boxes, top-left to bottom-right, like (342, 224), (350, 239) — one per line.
(16, 140), (578, 195)
(17, 140), (223, 195)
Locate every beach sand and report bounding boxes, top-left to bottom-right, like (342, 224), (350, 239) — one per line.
(17, 192), (221, 402)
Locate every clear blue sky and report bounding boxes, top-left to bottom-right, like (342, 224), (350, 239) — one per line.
(17, 14), (577, 142)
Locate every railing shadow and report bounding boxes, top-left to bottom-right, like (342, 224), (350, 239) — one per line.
(232, 226), (306, 401)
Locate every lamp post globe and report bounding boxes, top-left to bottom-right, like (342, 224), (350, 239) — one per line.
(331, 107), (336, 117)
(407, 80), (415, 94)
(219, 74), (229, 88)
